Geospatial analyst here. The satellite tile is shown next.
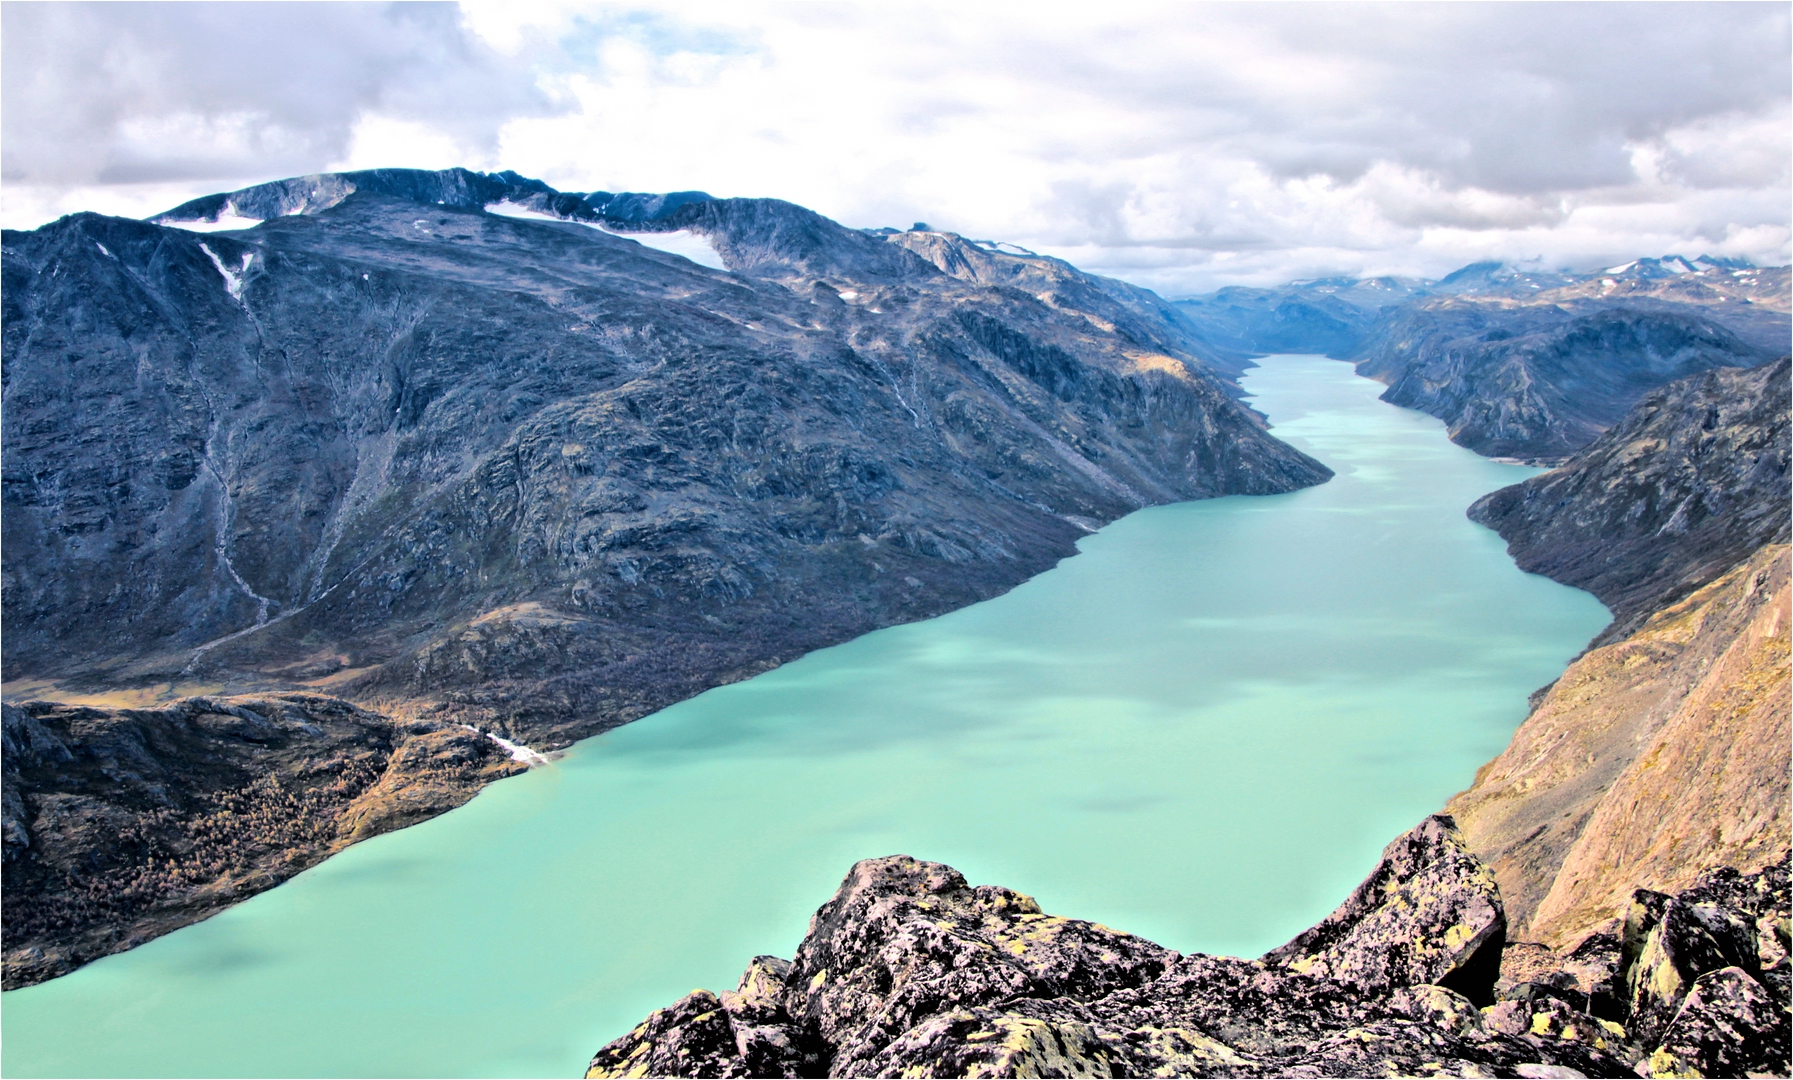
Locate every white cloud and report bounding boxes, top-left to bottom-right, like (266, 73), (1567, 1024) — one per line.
(4, 2), (1786, 293)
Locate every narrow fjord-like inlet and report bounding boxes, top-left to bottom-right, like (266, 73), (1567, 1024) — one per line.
(1, 355), (1611, 1079)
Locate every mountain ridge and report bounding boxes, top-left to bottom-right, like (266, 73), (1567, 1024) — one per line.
(1172, 256), (1788, 462)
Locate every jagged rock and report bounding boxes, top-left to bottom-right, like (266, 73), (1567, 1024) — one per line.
(1623, 880), (1777, 1048)
(782, 855), (1176, 1072)
(588, 825), (1635, 1078)
(585, 990), (749, 1078)
(1644, 966), (1791, 1078)
(1476, 861), (1791, 1077)
(1263, 813), (1507, 1005)
(1560, 934), (1630, 1023)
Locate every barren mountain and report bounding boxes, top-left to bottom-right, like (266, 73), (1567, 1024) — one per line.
(2, 169), (1329, 750)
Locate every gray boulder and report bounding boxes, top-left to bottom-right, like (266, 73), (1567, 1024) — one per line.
(1263, 813), (1507, 1005)
(586, 818), (1631, 1078)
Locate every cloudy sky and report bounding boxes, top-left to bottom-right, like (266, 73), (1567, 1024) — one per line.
(3, 1), (1787, 294)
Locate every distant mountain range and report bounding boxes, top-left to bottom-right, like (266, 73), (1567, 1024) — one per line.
(1175, 255), (1789, 461)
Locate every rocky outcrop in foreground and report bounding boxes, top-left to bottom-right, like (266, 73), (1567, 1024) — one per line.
(1, 693), (523, 988)
(586, 819), (1790, 1077)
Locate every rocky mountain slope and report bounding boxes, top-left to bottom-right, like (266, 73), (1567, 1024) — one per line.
(1350, 300), (1781, 462)
(1449, 544), (1789, 947)
(1468, 357), (1791, 640)
(587, 824), (1789, 1078)
(2, 168), (1327, 753)
(2, 692), (522, 988)
(1446, 358), (1791, 953)
(1173, 257), (1789, 462)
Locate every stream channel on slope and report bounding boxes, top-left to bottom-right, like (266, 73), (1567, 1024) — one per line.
(1, 354), (1612, 1078)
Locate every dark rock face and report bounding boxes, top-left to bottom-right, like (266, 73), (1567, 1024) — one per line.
(0, 693), (522, 988)
(1468, 357), (1791, 642)
(1351, 302), (1780, 462)
(3, 168), (1329, 751)
(589, 817), (1655, 1078)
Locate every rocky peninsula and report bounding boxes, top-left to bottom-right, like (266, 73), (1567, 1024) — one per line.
(1, 694), (523, 988)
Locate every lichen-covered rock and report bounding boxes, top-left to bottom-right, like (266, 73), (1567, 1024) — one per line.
(1623, 889), (1771, 1047)
(1489, 860), (1790, 1077)
(1263, 813), (1507, 1005)
(585, 990), (746, 1079)
(778, 855), (1176, 1074)
(588, 821), (1637, 1078)
(1644, 966), (1791, 1078)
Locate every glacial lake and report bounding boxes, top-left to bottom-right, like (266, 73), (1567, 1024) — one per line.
(1, 354), (1611, 1078)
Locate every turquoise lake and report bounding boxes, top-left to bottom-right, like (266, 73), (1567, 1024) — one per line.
(0, 354), (1611, 1078)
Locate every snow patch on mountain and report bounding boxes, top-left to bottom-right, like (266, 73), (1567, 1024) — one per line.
(483, 201), (727, 270)
(198, 243), (252, 300)
(160, 213), (265, 232)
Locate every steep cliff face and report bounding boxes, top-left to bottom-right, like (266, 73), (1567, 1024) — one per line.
(1448, 545), (1790, 945)
(1, 693), (522, 988)
(586, 825), (1790, 1078)
(1351, 302), (1780, 462)
(1468, 357), (1791, 641)
(2, 169), (1328, 749)
(1450, 359), (1792, 952)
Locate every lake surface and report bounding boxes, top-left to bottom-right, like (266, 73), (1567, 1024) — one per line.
(1, 355), (1610, 1078)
